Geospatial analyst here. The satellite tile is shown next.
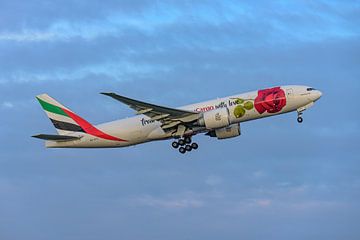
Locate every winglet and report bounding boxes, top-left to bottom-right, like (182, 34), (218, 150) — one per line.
(101, 92), (114, 97)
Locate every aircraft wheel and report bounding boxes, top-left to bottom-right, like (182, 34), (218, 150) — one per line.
(297, 117), (303, 123)
(178, 139), (186, 146)
(184, 137), (192, 144)
(179, 147), (186, 154)
(172, 141), (179, 149)
(185, 145), (192, 152)
(191, 143), (199, 150)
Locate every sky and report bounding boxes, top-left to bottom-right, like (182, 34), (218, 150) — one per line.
(0, 0), (360, 239)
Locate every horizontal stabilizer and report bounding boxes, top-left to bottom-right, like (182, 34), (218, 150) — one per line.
(32, 134), (81, 142)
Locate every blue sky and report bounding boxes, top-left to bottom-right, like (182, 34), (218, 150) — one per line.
(1, 1), (360, 239)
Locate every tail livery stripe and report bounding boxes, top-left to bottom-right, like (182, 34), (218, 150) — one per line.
(49, 119), (85, 133)
(37, 97), (69, 117)
(62, 108), (127, 142)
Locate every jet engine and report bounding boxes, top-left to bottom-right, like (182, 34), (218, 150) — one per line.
(198, 107), (230, 129)
(207, 123), (241, 140)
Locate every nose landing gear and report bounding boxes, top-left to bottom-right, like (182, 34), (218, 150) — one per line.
(297, 116), (303, 123)
(297, 112), (304, 123)
(171, 137), (199, 154)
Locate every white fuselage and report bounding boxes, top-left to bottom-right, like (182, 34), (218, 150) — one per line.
(46, 85), (322, 148)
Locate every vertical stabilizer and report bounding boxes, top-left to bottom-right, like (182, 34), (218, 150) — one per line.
(36, 94), (85, 135)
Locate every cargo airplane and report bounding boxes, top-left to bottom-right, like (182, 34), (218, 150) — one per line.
(33, 85), (322, 154)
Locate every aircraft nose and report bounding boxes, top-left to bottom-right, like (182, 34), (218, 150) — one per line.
(313, 90), (322, 101)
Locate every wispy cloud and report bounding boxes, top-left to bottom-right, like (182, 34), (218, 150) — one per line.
(1, 101), (14, 109)
(205, 175), (224, 186)
(1, 1), (358, 44)
(133, 193), (204, 209)
(0, 0), (358, 88)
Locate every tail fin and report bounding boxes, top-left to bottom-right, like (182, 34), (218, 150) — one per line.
(36, 94), (85, 135)
(36, 94), (128, 142)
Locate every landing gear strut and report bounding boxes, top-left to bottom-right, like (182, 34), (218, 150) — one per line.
(171, 137), (199, 154)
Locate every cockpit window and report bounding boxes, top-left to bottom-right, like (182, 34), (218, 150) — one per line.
(307, 88), (316, 91)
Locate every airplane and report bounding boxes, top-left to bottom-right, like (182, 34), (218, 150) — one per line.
(33, 85), (322, 154)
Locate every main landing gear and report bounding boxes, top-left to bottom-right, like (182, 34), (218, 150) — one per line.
(171, 137), (199, 154)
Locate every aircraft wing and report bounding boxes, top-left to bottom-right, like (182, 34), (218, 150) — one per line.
(101, 93), (200, 131)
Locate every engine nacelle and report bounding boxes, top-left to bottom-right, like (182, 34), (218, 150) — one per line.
(207, 123), (241, 139)
(198, 107), (230, 129)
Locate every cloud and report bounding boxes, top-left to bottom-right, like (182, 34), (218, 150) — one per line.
(133, 193), (204, 209)
(253, 170), (266, 179)
(205, 175), (223, 186)
(0, 0), (154, 31)
(1, 101), (14, 109)
(0, 31), (57, 42)
(289, 200), (343, 211)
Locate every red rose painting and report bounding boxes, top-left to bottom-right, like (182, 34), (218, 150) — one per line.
(254, 87), (287, 114)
